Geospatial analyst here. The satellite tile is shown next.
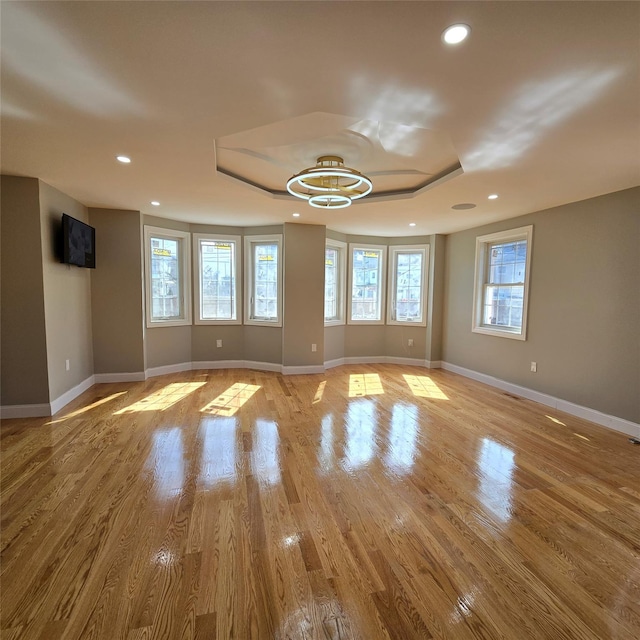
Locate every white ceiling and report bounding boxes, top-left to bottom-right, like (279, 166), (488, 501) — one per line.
(1, 1), (639, 236)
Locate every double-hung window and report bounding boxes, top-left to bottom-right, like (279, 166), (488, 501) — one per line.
(348, 244), (386, 324)
(193, 234), (241, 324)
(325, 239), (347, 325)
(244, 234), (283, 326)
(387, 245), (428, 325)
(144, 226), (192, 327)
(472, 225), (533, 340)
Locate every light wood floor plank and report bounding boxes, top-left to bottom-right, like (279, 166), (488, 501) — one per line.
(1, 365), (639, 639)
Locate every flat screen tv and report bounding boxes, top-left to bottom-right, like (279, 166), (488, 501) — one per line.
(62, 213), (96, 268)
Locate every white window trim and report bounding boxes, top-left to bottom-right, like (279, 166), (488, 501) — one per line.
(472, 225), (533, 341)
(347, 243), (387, 325)
(387, 244), (429, 327)
(144, 225), (192, 328)
(324, 238), (347, 326)
(193, 233), (242, 325)
(244, 234), (283, 327)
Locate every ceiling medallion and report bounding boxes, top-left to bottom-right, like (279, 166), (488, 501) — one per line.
(286, 155), (373, 209)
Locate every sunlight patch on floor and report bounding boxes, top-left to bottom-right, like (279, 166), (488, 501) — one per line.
(46, 391), (127, 424)
(200, 383), (260, 417)
(115, 382), (205, 413)
(403, 375), (448, 400)
(349, 373), (384, 398)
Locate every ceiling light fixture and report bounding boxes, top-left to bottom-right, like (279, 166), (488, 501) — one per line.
(488, 194), (499, 200)
(287, 156), (373, 209)
(443, 24), (470, 45)
(151, 201), (160, 206)
(292, 212), (300, 217)
(409, 223), (416, 227)
(116, 155), (131, 163)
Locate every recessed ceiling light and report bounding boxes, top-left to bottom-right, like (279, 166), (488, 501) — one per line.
(488, 194), (499, 200)
(443, 24), (470, 45)
(409, 223), (416, 227)
(151, 201), (160, 206)
(451, 203), (477, 210)
(116, 155), (131, 163)
(292, 212), (300, 217)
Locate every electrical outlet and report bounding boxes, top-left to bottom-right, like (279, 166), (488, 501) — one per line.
(311, 343), (317, 352)
(216, 339), (223, 348)
(531, 361), (537, 372)
(408, 339), (414, 347)
(65, 359), (70, 371)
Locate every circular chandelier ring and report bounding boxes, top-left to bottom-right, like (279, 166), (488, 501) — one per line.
(286, 156), (373, 207)
(308, 194), (352, 209)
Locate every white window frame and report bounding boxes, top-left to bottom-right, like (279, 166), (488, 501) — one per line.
(472, 225), (533, 340)
(144, 225), (192, 328)
(387, 244), (429, 326)
(193, 233), (241, 325)
(347, 243), (387, 325)
(324, 238), (347, 326)
(244, 234), (283, 327)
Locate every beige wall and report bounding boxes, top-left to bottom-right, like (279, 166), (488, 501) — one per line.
(4, 174), (637, 427)
(283, 223), (325, 367)
(89, 208), (145, 374)
(1, 176), (49, 405)
(39, 182), (94, 401)
(146, 326), (192, 369)
(443, 187), (640, 423)
(426, 234), (445, 363)
(192, 325), (244, 362)
(327, 233), (433, 362)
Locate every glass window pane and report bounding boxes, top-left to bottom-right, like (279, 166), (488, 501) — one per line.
(151, 237), (180, 320)
(325, 247), (338, 320)
(200, 240), (236, 320)
(394, 251), (423, 322)
(253, 243), (278, 319)
(351, 248), (382, 320)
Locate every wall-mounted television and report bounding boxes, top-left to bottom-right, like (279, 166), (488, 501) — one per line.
(62, 213), (96, 268)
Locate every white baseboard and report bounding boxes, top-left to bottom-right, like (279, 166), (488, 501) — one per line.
(145, 362), (193, 378)
(282, 365), (325, 375)
(192, 360), (247, 371)
(94, 372), (146, 383)
(325, 356), (437, 370)
(243, 360), (282, 373)
(50, 375), (96, 416)
(441, 361), (640, 438)
(0, 403), (52, 419)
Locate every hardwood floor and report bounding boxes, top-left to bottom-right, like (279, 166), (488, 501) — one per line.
(1, 364), (639, 639)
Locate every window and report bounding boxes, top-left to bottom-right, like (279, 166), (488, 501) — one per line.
(472, 225), (533, 340)
(325, 239), (347, 325)
(348, 244), (386, 324)
(387, 245), (428, 325)
(144, 226), (191, 327)
(193, 234), (241, 324)
(244, 234), (282, 326)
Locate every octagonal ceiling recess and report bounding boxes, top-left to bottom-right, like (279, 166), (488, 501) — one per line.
(215, 112), (463, 204)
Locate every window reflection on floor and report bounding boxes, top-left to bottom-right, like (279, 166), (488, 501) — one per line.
(348, 373), (384, 398)
(478, 438), (515, 523)
(343, 400), (377, 470)
(200, 383), (260, 417)
(385, 404), (419, 475)
(313, 381), (326, 404)
(318, 413), (335, 472)
(146, 427), (184, 500)
(198, 417), (238, 488)
(403, 375), (448, 399)
(252, 419), (280, 486)
(115, 382), (205, 414)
